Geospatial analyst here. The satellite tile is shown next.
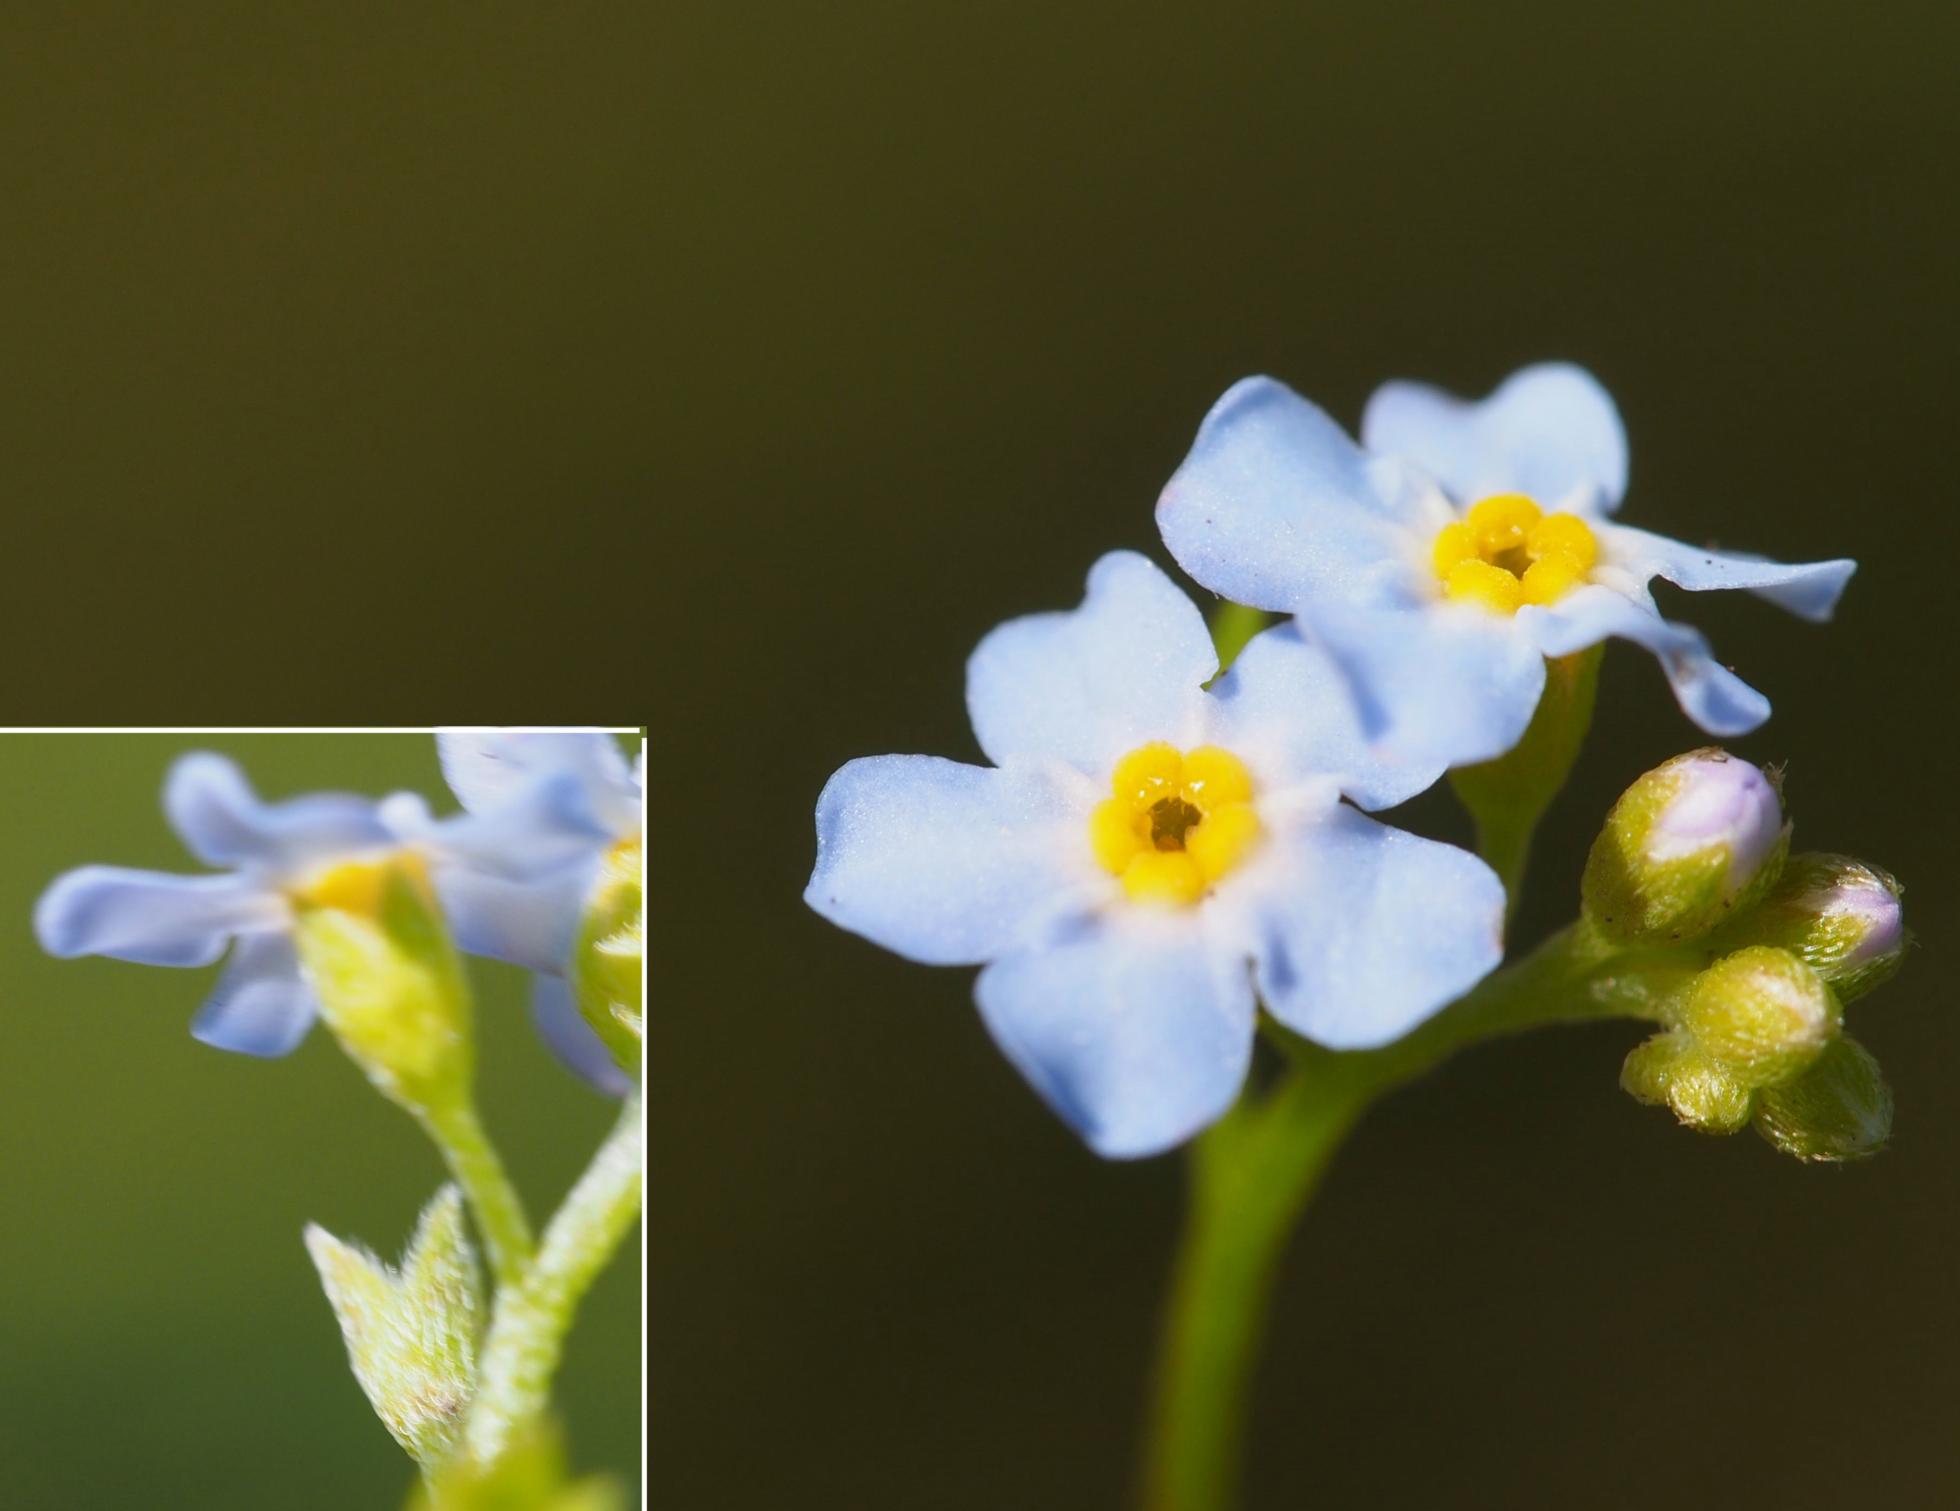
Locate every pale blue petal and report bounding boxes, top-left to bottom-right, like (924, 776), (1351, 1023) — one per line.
(1203, 623), (1444, 810)
(439, 730), (639, 833)
(1157, 377), (1424, 613)
(1304, 601), (1547, 770)
(1527, 586), (1770, 735)
(434, 861), (594, 975)
(975, 915), (1254, 1158)
(423, 773), (616, 881)
(1361, 362), (1628, 511)
(164, 753), (391, 871)
(532, 974), (632, 1097)
(34, 866), (282, 967)
(965, 552), (1216, 772)
(806, 754), (1095, 967)
(1245, 806), (1504, 1049)
(1600, 525), (1855, 622)
(190, 932), (317, 1057)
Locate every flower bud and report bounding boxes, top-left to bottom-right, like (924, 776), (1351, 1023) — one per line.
(572, 837), (643, 1077)
(1582, 749), (1787, 944)
(1678, 945), (1840, 1088)
(1620, 1028), (1754, 1134)
(293, 853), (473, 1115)
(1753, 1036), (1892, 1163)
(1726, 853), (1906, 1003)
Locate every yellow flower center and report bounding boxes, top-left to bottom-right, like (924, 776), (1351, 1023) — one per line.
(1431, 493), (1598, 613)
(1089, 742), (1262, 906)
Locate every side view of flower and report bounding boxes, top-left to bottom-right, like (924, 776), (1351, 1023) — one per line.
(1157, 363), (1855, 770)
(806, 550), (1505, 1156)
(34, 731), (645, 1510)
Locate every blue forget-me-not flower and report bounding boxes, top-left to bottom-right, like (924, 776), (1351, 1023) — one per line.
(386, 730), (642, 1095)
(805, 551), (1505, 1157)
(35, 745), (618, 1082)
(1157, 364), (1855, 772)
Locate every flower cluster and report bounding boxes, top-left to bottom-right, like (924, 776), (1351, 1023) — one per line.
(809, 364), (1881, 1158)
(35, 731), (642, 1094)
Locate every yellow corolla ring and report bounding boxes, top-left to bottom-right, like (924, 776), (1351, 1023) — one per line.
(1431, 493), (1598, 613)
(1089, 742), (1262, 906)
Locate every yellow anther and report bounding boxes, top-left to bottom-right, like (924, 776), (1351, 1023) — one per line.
(1181, 746), (1253, 808)
(1521, 554), (1587, 606)
(1465, 493), (1542, 556)
(1445, 557), (1525, 614)
(1093, 741), (1264, 902)
(1110, 741), (1182, 804)
(1089, 797), (1148, 874)
(1527, 511), (1599, 571)
(1430, 520), (1478, 578)
(1187, 801), (1261, 882)
(1121, 849), (1207, 906)
(296, 852), (430, 916)
(1434, 497), (1597, 613)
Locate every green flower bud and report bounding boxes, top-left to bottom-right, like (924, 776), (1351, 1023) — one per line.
(405, 1418), (626, 1511)
(293, 854), (472, 1116)
(1753, 1036), (1893, 1163)
(1582, 749), (1788, 945)
(305, 1186), (481, 1467)
(572, 838), (643, 1077)
(1679, 945), (1840, 1087)
(1620, 1028), (1754, 1134)
(1724, 852), (1906, 1003)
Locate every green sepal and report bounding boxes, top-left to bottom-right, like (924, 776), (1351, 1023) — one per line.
(1712, 852), (1907, 1003)
(305, 1186), (482, 1467)
(405, 1418), (625, 1511)
(571, 841), (643, 1074)
(1752, 1035), (1893, 1163)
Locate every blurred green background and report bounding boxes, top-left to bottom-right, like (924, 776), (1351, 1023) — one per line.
(1, 2), (1956, 1508)
(0, 737), (640, 1507)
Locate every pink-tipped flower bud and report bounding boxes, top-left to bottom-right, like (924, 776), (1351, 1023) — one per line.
(1730, 853), (1906, 1003)
(1582, 749), (1788, 944)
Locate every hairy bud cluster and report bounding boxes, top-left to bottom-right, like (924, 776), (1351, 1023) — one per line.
(1597, 752), (1905, 1162)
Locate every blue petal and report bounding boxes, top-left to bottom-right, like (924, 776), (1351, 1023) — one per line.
(1599, 525), (1855, 622)
(34, 866), (281, 966)
(532, 974), (633, 1096)
(393, 771), (617, 883)
(1245, 806), (1504, 1049)
(1157, 377), (1425, 613)
(806, 754), (1095, 967)
(165, 753), (392, 871)
(975, 914), (1254, 1158)
(1527, 586), (1770, 736)
(965, 551), (1217, 773)
(1204, 623), (1445, 811)
(439, 730), (639, 833)
(432, 860), (594, 975)
(1305, 601), (1547, 770)
(191, 932), (318, 1057)
(1361, 362), (1628, 511)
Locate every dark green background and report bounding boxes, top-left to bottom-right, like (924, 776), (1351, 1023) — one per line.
(2, 3), (1955, 1508)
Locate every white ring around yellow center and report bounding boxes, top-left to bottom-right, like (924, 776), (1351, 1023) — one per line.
(1089, 742), (1262, 906)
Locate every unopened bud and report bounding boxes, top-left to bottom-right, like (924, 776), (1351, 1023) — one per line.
(293, 853), (472, 1115)
(1727, 853), (1906, 1003)
(1679, 945), (1840, 1087)
(1582, 749), (1787, 944)
(1753, 1036), (1892, 1163)
(1620, 1028), (1753, 1134)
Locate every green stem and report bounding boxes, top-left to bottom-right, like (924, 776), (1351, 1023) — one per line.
(421, 1099), (537, 1291)
(1140, 923), (1687, 1511)
(1451, 647), (1603, 916)
(465, 1090), (644, 1464)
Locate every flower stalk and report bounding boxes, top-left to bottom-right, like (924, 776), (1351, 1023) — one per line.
(466, 1090), (645, 1465)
